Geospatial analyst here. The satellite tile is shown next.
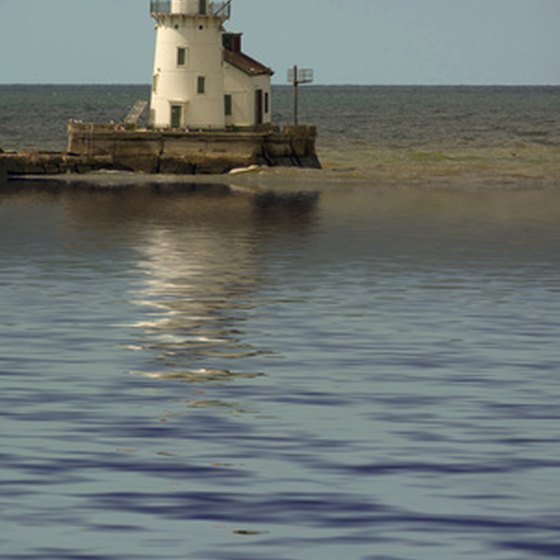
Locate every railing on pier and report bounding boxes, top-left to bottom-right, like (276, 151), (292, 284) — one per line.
(150, 0), (231, 18)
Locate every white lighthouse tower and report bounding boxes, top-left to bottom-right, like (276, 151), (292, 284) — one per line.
(150, 0), (231, 130)
(149, 0), (273, 131)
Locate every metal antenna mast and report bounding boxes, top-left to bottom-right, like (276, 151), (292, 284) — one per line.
(288, 65), (314, 126)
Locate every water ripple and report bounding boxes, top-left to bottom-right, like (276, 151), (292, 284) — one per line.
(2, 182), (560, 559)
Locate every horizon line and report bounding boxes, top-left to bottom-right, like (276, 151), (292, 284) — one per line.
(1, 82), (559, 88)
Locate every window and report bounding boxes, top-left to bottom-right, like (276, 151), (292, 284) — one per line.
(197, 76), (206, 94)
(264, 92), (270, 114)
(199, 0), (207, 15)
(152, 74), (159, 94)
(224, 94), (232, 116)
(177, 47), (186, 66)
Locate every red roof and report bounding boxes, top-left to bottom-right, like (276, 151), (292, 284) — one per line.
(224, 49), (274, 77)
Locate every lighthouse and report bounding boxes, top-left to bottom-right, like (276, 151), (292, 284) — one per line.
(64, 1), (319, 174)
(149, 0), (274, 130)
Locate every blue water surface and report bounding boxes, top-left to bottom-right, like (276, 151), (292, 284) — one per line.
(1, 184), (560, 560)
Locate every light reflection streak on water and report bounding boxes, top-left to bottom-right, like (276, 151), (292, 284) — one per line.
(126, 196), (274, 382)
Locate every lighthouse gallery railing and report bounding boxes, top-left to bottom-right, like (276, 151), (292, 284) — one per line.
(150, 1), (231, 18)
(150, 0), (171, 13)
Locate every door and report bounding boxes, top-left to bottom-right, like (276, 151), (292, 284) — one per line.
(170, 105), (182, 129)
(255, 89), (263, 126)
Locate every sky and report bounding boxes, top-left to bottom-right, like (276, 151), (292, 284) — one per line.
(0, 0), (559, 85)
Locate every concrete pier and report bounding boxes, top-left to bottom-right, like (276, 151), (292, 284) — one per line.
(67, 123), (321, 174)
(0, 124), (320, 177)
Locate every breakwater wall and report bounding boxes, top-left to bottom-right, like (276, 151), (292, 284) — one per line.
(0, 124), (321, 177)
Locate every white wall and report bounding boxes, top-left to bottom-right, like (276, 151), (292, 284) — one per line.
(151, 15), (225, 129)
(170, 0), (208, 16)
(150, 6), (272, 130)
(224, 65), (271, 127)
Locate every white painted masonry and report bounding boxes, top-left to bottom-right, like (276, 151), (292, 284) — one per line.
(150, 0), (272, 130)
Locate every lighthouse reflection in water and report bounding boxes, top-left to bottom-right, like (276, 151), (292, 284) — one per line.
(123, 186), (319, 383)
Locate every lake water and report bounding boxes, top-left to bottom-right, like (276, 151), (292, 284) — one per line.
(1, 86), (560, 559)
